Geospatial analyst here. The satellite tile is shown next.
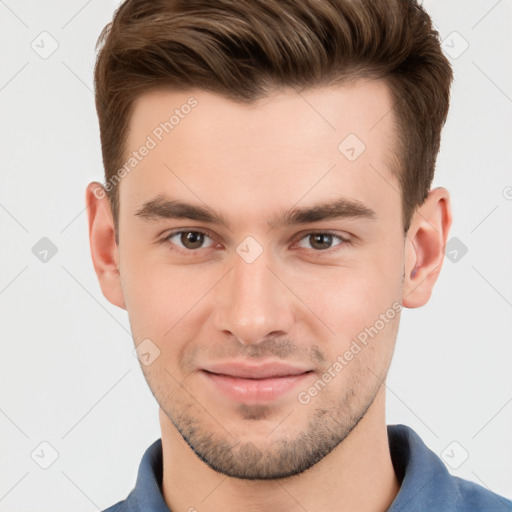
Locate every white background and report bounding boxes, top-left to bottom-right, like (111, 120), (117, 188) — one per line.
(1, 1), (511, 510)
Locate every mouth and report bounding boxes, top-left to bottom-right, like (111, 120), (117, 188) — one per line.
(200, 362), (314, 403)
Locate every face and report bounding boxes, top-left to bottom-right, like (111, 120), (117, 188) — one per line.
(115, 81), (407, 478)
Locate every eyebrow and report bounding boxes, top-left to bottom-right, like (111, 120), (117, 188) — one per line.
(134, 195), (377, 229)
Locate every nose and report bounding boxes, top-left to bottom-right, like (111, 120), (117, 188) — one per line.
(212, 248), (295, 345)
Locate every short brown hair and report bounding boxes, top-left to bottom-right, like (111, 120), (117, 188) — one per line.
(94, 0), (452, 234)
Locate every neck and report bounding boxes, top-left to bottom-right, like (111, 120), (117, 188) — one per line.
(160, 388), (400, 512)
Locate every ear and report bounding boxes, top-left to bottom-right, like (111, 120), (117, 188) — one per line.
(85, 182), (126, 309)
(402, 187), (452, 308)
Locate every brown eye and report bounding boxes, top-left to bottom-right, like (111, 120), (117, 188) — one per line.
(309, 233), (334, 250)
(165, 230), (215, 252)
(180, 231), (204, 249)
(296, 232), (348, 251)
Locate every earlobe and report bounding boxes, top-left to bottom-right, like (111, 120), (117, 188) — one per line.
(402, 187), (452, 308)
(85, 182), (126, 309)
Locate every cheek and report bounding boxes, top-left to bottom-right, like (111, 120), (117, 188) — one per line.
(120, 255), (219, 351)
(121, 273), (166, 338)
(292, 255), (403, 341)
(120, 255), (178, 339)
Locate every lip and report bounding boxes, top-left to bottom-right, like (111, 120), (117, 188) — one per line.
(200, 361), (313, 403)
(202, 361), (311, 379)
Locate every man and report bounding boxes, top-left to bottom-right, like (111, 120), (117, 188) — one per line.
(86, 0), (512, 510)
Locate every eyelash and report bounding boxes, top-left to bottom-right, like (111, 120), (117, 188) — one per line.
(160, 229), (352, 256)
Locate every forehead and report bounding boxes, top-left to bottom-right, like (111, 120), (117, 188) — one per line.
(120, 81), (400, 224)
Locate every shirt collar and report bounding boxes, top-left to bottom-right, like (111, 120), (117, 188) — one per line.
(386, 424), (460, 511)
(125, 437), (169, 511)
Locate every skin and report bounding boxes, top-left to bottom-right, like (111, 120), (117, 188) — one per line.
(86, 80), (451, 512)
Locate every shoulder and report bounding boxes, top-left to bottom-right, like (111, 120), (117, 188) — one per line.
(453, 475), (512, 511)
(101, 500), (130, 512)
(387, 424), (512, 511)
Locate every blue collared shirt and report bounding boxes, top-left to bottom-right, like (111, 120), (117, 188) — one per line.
(102, 424), (512, 511)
